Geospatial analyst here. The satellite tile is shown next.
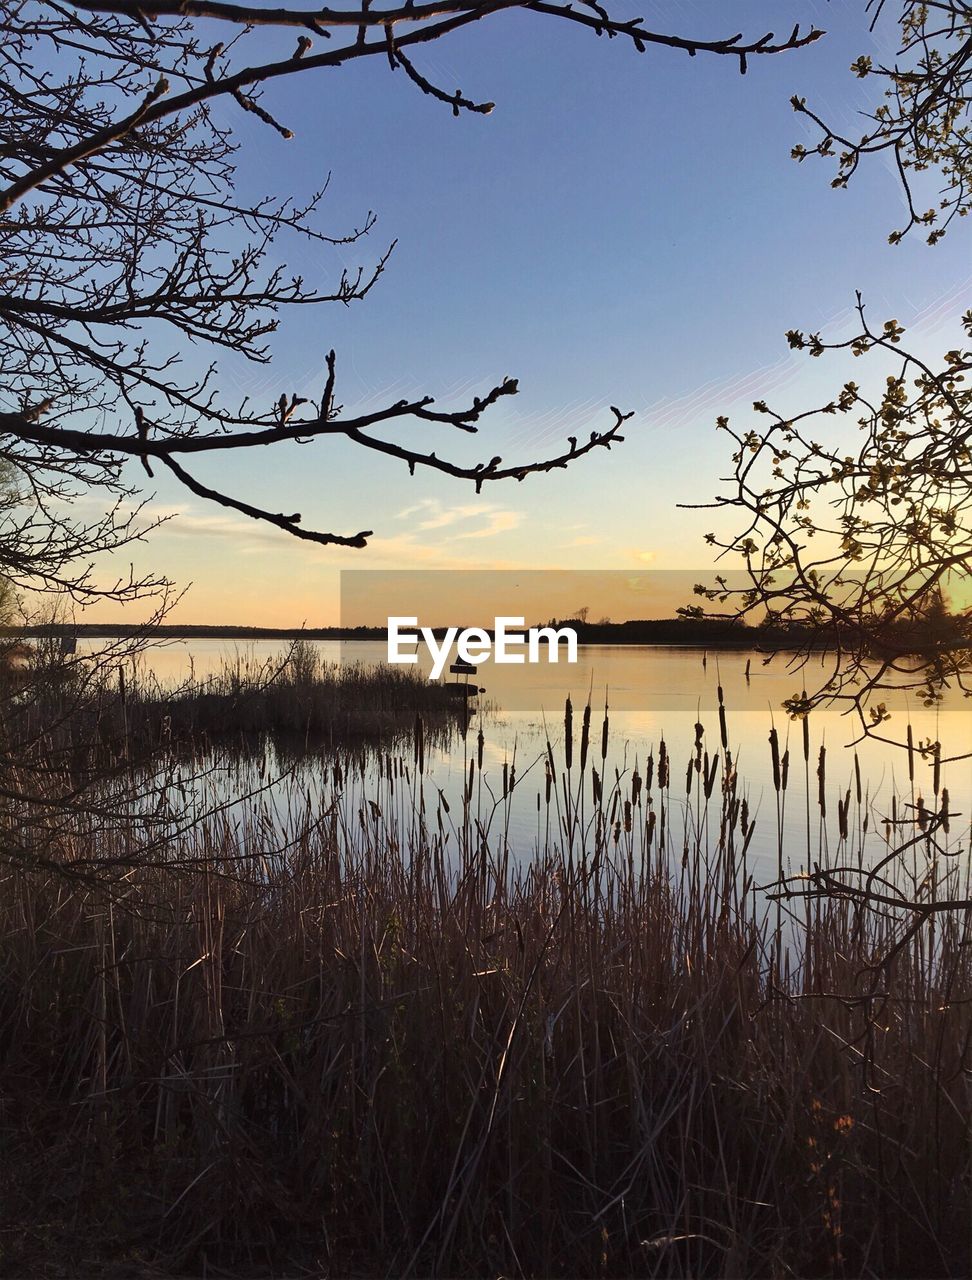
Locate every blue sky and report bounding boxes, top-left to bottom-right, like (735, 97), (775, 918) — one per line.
(106, 0), (972, 624)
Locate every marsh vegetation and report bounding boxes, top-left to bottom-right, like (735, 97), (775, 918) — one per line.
(0, 660), (968, 1277)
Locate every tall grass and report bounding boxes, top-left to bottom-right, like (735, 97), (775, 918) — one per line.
(4, 638), (466, 768)
(0, 697), (969, 1277)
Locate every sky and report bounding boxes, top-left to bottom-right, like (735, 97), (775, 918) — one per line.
(89, 0), (972, 626)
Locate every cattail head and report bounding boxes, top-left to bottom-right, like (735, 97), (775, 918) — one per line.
(414, 715), (425, 776)
(704, 752), (719, 799)
(769, 727), (781, 792)
(580, 701), (591, 772)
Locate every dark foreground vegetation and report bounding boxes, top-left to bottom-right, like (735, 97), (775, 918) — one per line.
(3, 640), (464, 766)
(0, 683), (968, 1278)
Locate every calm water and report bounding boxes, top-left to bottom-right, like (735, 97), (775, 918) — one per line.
(99, 639), (972, 884)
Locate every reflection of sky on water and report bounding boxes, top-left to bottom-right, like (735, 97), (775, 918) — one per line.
(92, 640), (972, 888)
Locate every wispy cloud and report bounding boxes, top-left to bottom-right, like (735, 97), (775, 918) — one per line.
(395, 498), (521, 541)
(455, 510), (521, 539)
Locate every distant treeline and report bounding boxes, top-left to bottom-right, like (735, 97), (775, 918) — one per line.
(563, 612), (971, 653)
(0, 618), (771, 646)
(3, 611), (968, 652)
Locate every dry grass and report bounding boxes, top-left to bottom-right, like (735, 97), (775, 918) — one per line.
(3, 639), (465, 773)
(0, 695), (969, 1277)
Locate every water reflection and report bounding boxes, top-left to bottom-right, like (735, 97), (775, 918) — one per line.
(94, 639), (972, 885)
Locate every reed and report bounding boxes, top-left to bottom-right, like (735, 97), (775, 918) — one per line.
(0, 697), (969, 1278)
(4, 639), (464, 770)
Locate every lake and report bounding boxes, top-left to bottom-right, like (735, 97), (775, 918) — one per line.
(99, 638), (972, 887)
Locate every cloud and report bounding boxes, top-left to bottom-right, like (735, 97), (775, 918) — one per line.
(394, 498), (521, 540)
(455, 510), (521, 539)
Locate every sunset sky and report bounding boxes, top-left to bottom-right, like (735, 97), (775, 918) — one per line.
(93, 0), (972, 626)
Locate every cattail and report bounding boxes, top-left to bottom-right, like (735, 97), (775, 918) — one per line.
(631, 768), (642, 807)
(659, 739), (669, 790)
(838, 788), (850, 840)
(718, 691), (728, 753)
(592, 767), (602, 806)
(933, 742), (941, 797)
(781, 748), (789, 793)
(414, 715), (425, 776)
(769, 727), (781, 792)
(580, 701), (591, 772)
(477, 727), (484, 771)
(854, 753), (861, 807)
(623, 799), (632, 833)
(564, 697), (573, 772)
(802, 693), (810, 764)
(907, 723), (915, 785)
(817, 746), (826, 816)
(685, 758), (693, 794)
(941, 787), (950, 834)
(601, 699), (609, 762)
(645, 753), (654, 795)
(704, 752), (719, 799)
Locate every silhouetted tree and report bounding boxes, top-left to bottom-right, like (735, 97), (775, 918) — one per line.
(793, 0), (972, 244)
(0, 0), (823, 606)
(693, 297), (972, 751)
